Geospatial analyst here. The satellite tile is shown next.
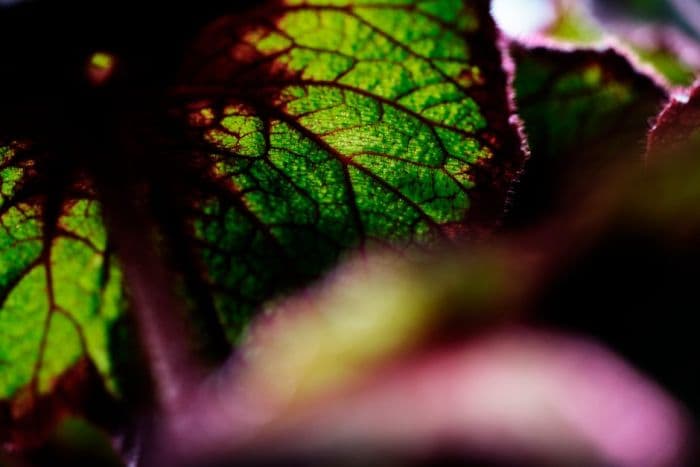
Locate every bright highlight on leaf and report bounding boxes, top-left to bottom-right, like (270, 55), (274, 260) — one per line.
(90, 52), (113, 70)
(86, 52), (116, 86)
(177, 0), (525, 339)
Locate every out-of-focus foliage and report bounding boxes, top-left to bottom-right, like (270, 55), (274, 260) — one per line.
(508, 44), (668, 225)
(592, 0), (698, 37)
(643, 85), (700, 228)
(166, 182), (696, 466)
(547, 1), (605, 44)
(29, 418), (124, 467)
(494, 0), (700, 85)
(513, 45), (666, 161)
(649, 84), (700, 156)
(238, 248), (534, 409)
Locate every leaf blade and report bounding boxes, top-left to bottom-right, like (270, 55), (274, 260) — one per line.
(175, 0), (525, 339)
(0, 143), (125, 448)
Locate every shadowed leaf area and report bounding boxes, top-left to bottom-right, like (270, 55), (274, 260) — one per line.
(171, 0), (524, 340)
(524, 85), (700, 431)
(506, 44), (667, 226)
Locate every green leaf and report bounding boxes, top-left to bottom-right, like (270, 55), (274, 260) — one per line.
(175, 0), (525, 339)
(507, 44), (667, 225)
(0, 142), (125, 445)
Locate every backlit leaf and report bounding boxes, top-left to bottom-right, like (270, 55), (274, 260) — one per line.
(0, 142), (125, 447)
(173, 0), (526, 340)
